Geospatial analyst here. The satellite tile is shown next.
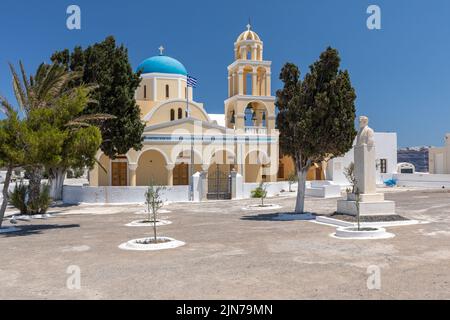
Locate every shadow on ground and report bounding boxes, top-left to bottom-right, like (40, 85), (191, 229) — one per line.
(0, 224), (80, 237)
(241, 212), (317, 221)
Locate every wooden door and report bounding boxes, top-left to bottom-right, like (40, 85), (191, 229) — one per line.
(173, 163), (189, 185)
(111, 162), (127, 186)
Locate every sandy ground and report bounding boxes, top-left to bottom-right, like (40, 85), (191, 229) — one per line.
(0, 188), (449, 299)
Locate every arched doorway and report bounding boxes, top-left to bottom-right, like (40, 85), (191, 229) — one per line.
(207, 150), (235, 200)
(173, 163), (189, 185)
(136, 149), (168, 186)
(173, 150), (203, 185)
(245, 150), (270, 183)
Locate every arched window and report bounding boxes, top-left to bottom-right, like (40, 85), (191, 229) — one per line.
(143, 85), (147, 99)
(170, 109), (175, 121)
(178, 108), (183, 119)
(244, 106), (254, 127)
(165, 85), (170, 98)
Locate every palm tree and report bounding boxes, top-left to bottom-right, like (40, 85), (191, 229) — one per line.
(4, 62), (80, 210)
(3, 61), (113, 208)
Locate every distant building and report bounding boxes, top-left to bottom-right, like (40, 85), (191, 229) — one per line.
(429, 134), (450, 174)
(398, 146), (429, 173)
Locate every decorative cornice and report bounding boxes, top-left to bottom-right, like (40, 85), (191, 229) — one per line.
(227, 59), (271, 71)
(140, 73), (187, 80)
(224, 95), (275, 105)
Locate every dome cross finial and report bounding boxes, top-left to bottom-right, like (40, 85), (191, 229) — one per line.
(158, 45), (165, 55)
(246, 18), (251, 31)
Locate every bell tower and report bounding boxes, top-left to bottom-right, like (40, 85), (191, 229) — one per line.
(224, 24), (275, 132)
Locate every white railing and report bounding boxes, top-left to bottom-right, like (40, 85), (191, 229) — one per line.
(244, 126), (267, 135)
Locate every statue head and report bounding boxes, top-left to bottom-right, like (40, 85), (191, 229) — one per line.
(359, 116), (369, 129)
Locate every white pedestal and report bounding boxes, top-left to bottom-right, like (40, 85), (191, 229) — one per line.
(354, 144), (377, 194)
(337, 192), (396, 216)
(306, 180), (342, 198)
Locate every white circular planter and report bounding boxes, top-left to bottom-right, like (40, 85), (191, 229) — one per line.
(0, 226), (21, 234)
(125, 220), (172, 227)
(118, 237), (185, 251)
(13, 214), (52, 221)
(242, 204), (282, 211)
(333, 226), (395, 240)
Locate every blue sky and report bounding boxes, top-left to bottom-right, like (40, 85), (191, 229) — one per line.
(0, 0), (449, 147)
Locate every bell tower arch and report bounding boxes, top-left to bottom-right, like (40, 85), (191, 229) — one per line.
(224, 24), (275, 132)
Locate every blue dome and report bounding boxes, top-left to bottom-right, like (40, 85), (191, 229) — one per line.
(136, 55), (187, 76)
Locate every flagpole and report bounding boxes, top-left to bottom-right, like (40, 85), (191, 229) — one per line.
(186, 76), (190, 118)
(187, 76), (193, 200)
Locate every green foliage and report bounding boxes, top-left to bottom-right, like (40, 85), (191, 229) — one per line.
(9, 180), (28, 215)
(38, 184), (51, 214)
(276, 47), (357, 166)
(251, 182), (268, 206)
(8, 181), (51, 215)
(287, 172), (298, 192)
(275, 47), (357, 213)
(0, 110), (29, 169)
(145, 182), (166, 242)
(51, 36), (145, 158)
(67, 167), (85, 178)
(343, 162), (356, 193)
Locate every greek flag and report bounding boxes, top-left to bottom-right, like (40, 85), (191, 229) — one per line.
(187, 75), (197, 88)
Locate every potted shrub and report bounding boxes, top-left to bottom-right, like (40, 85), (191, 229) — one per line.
(251, 182), (268, 207)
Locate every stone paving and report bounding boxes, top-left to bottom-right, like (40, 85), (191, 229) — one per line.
(0, 188), (449, 299)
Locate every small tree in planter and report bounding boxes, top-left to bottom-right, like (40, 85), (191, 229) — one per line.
(251, 182), (268, 207)
(344, 162), (356, 194)
(355, 187), (361, 231)
(287, 172), (298, 192)
(144, 183), (166, 243)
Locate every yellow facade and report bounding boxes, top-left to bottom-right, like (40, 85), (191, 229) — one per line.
(89, 25), (292, 189)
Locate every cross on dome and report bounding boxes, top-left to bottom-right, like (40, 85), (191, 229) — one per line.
(158, 45), (165, 55)
(246, 23), (251, 31)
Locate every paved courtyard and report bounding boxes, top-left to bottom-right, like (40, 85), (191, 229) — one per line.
(1, 188), (449, 299)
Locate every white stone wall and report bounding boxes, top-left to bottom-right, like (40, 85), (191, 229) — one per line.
(384, 173), (450, 189)
(63, 185), (190, 204)
(327, 132), (398, 185)
(243, 181), (291, 198)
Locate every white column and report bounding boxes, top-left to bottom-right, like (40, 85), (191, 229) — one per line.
(128, 163), (138, 186)
(153, 77), (157, 100)
(266, 72), (271, 96)
(238, 70), (244, 95)
(252, 72), (258, 96)
(166, 164), (175, 186)
(177, 78), (182, 98)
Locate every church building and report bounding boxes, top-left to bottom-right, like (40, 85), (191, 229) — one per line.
(88, 25), (287, 199)
(86, 24), (397, 201)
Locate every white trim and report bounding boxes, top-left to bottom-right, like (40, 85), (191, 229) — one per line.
(207, 148), (237, 165)
(143, 117), (229, 133)
(224, 95), (275, 105)
(142, 100), (211, 122)
(227, 59), (271, 71)
(152, 77), (157, 100)
(140, 73), (187, 80)
(135, 147), (171, 165)
(177, 78), (182, 98)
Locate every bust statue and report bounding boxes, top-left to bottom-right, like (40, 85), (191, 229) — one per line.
(356, 116), (375, 147)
